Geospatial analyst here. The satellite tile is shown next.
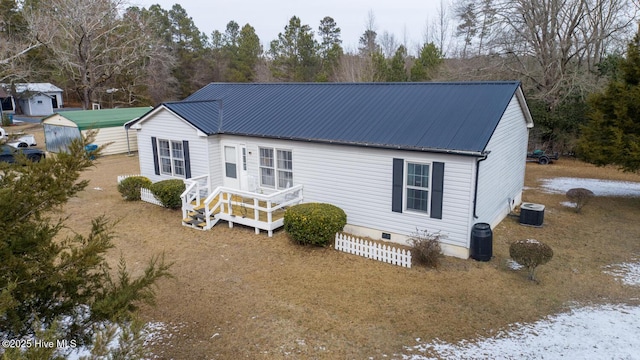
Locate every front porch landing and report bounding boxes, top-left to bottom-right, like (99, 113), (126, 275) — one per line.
(181, 176), (303, 236)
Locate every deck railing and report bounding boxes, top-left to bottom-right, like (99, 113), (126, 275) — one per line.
(181, 174), (210, 219)
(200, 185), (304, 236)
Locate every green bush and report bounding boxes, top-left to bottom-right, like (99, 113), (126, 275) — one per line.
(284, 203), (347, 246)
(149, 179), (185, 209)
(406, 228), (444, 268)
(118, 176), (152, 201)
(509, 239), (554, 282)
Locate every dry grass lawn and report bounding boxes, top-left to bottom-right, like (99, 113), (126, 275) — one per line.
(17, 120), (638, 359)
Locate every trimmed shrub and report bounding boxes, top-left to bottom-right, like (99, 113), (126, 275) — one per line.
(509, 239), (554, 282)
(406, 228), (444, 268)
(149, 179), (185, 209)
(566, 187), (595, 213)
(284, 203), (347, 246)
(118, 176), (152, 201)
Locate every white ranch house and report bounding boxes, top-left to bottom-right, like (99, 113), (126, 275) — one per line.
(127, 82), (533, 259)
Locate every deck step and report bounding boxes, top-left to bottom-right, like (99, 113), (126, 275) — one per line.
(183, 218), (204, 226)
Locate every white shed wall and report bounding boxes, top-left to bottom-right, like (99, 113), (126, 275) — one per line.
(42, 114), (75, 127)
(475, 95), (529, 227)
(136, 109), (210, 183)
(83, 127), (138, 155)
(220, 135), (476, 250)
(21, 94), (53, 116)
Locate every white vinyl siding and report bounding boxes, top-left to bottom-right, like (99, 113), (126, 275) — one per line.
(135, 108), (210, 183)
(475, 94), (529, 228)
(221, 134), (475, 249)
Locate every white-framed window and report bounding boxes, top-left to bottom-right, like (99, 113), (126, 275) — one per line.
(158, 139), (185, 177)
(224, 145), (237, 178)
(259, 147), (293, 189)
(405, 162), (430, 213)
(277, 149), (293, 188)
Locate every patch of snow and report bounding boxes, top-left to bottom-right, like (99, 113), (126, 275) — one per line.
(540, 177), (640, 197)
(506, 259), (524, 270)
(401, 304), (640, 360)
(560, 201), (577, 208)
(604, 258), (640, 286)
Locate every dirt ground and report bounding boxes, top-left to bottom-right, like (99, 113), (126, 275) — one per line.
(16, 122), (640, 359)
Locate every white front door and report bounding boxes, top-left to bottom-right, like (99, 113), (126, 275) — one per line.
(222, 144), (248, 190)
(223, 145), (239, 189)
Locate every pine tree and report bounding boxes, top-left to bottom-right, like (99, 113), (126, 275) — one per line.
(317, 16), (343, 82)
(410, 42), (444, 81)
(387, 45), (408, 82)
(226, 24), (262, 82)
(577, 30), (640, 172)
(269, 16), (319, 82)
(0, 135), (171, 346)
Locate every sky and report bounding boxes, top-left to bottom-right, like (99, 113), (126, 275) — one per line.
(132, 0), (443, 51)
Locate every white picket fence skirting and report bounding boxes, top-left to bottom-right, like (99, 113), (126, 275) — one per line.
(116, 175), (163, 206)
(117, 174), (139, 184)
(140, 187), (163, 206)
(334, 233), (412, 268)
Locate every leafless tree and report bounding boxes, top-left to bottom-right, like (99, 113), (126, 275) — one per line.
(336, 53), (374, 82)
(22, 0), (170, 109)
(380, 31), (398, 58)
(424, 0), (454, 57)
(490, 0), (636, 108)
(0, 41), (39, 83)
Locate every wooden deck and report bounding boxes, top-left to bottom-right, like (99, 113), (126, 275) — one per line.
(181, 185), (303, 236)
(185, 194), (285, 225)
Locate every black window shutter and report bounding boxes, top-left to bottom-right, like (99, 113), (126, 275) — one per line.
(151, 137), (159, 175)
(183, 140), (191, 179)
(392, 158), (404, 213)
(430, 162), (445, 219)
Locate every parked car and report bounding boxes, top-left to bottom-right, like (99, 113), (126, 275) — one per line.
(0, 144), (45, 163)
(1, 127), (37, 147)
(15, 134), (37, 146)
(8, 140), (30, 148)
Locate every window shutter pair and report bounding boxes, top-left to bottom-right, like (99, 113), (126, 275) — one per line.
(151, 137), (191, 178)
(392, 158), (444, 219)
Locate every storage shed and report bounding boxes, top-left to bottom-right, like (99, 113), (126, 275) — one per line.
(42, 107), (151, 155)
(0, 83), (64, 116)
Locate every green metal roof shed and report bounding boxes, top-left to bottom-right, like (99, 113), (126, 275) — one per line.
(42, 107), (151, 155)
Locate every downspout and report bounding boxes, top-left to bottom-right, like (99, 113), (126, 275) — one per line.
(124, 123), (131, 155)
(473, 151), (490, 219)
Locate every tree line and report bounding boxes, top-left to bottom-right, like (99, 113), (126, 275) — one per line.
(1, 0), (640, 169)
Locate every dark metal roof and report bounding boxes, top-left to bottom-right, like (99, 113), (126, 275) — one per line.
(161, 82), (525, 154)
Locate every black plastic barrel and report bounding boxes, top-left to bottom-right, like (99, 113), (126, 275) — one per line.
(470, 223), (492, 261)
